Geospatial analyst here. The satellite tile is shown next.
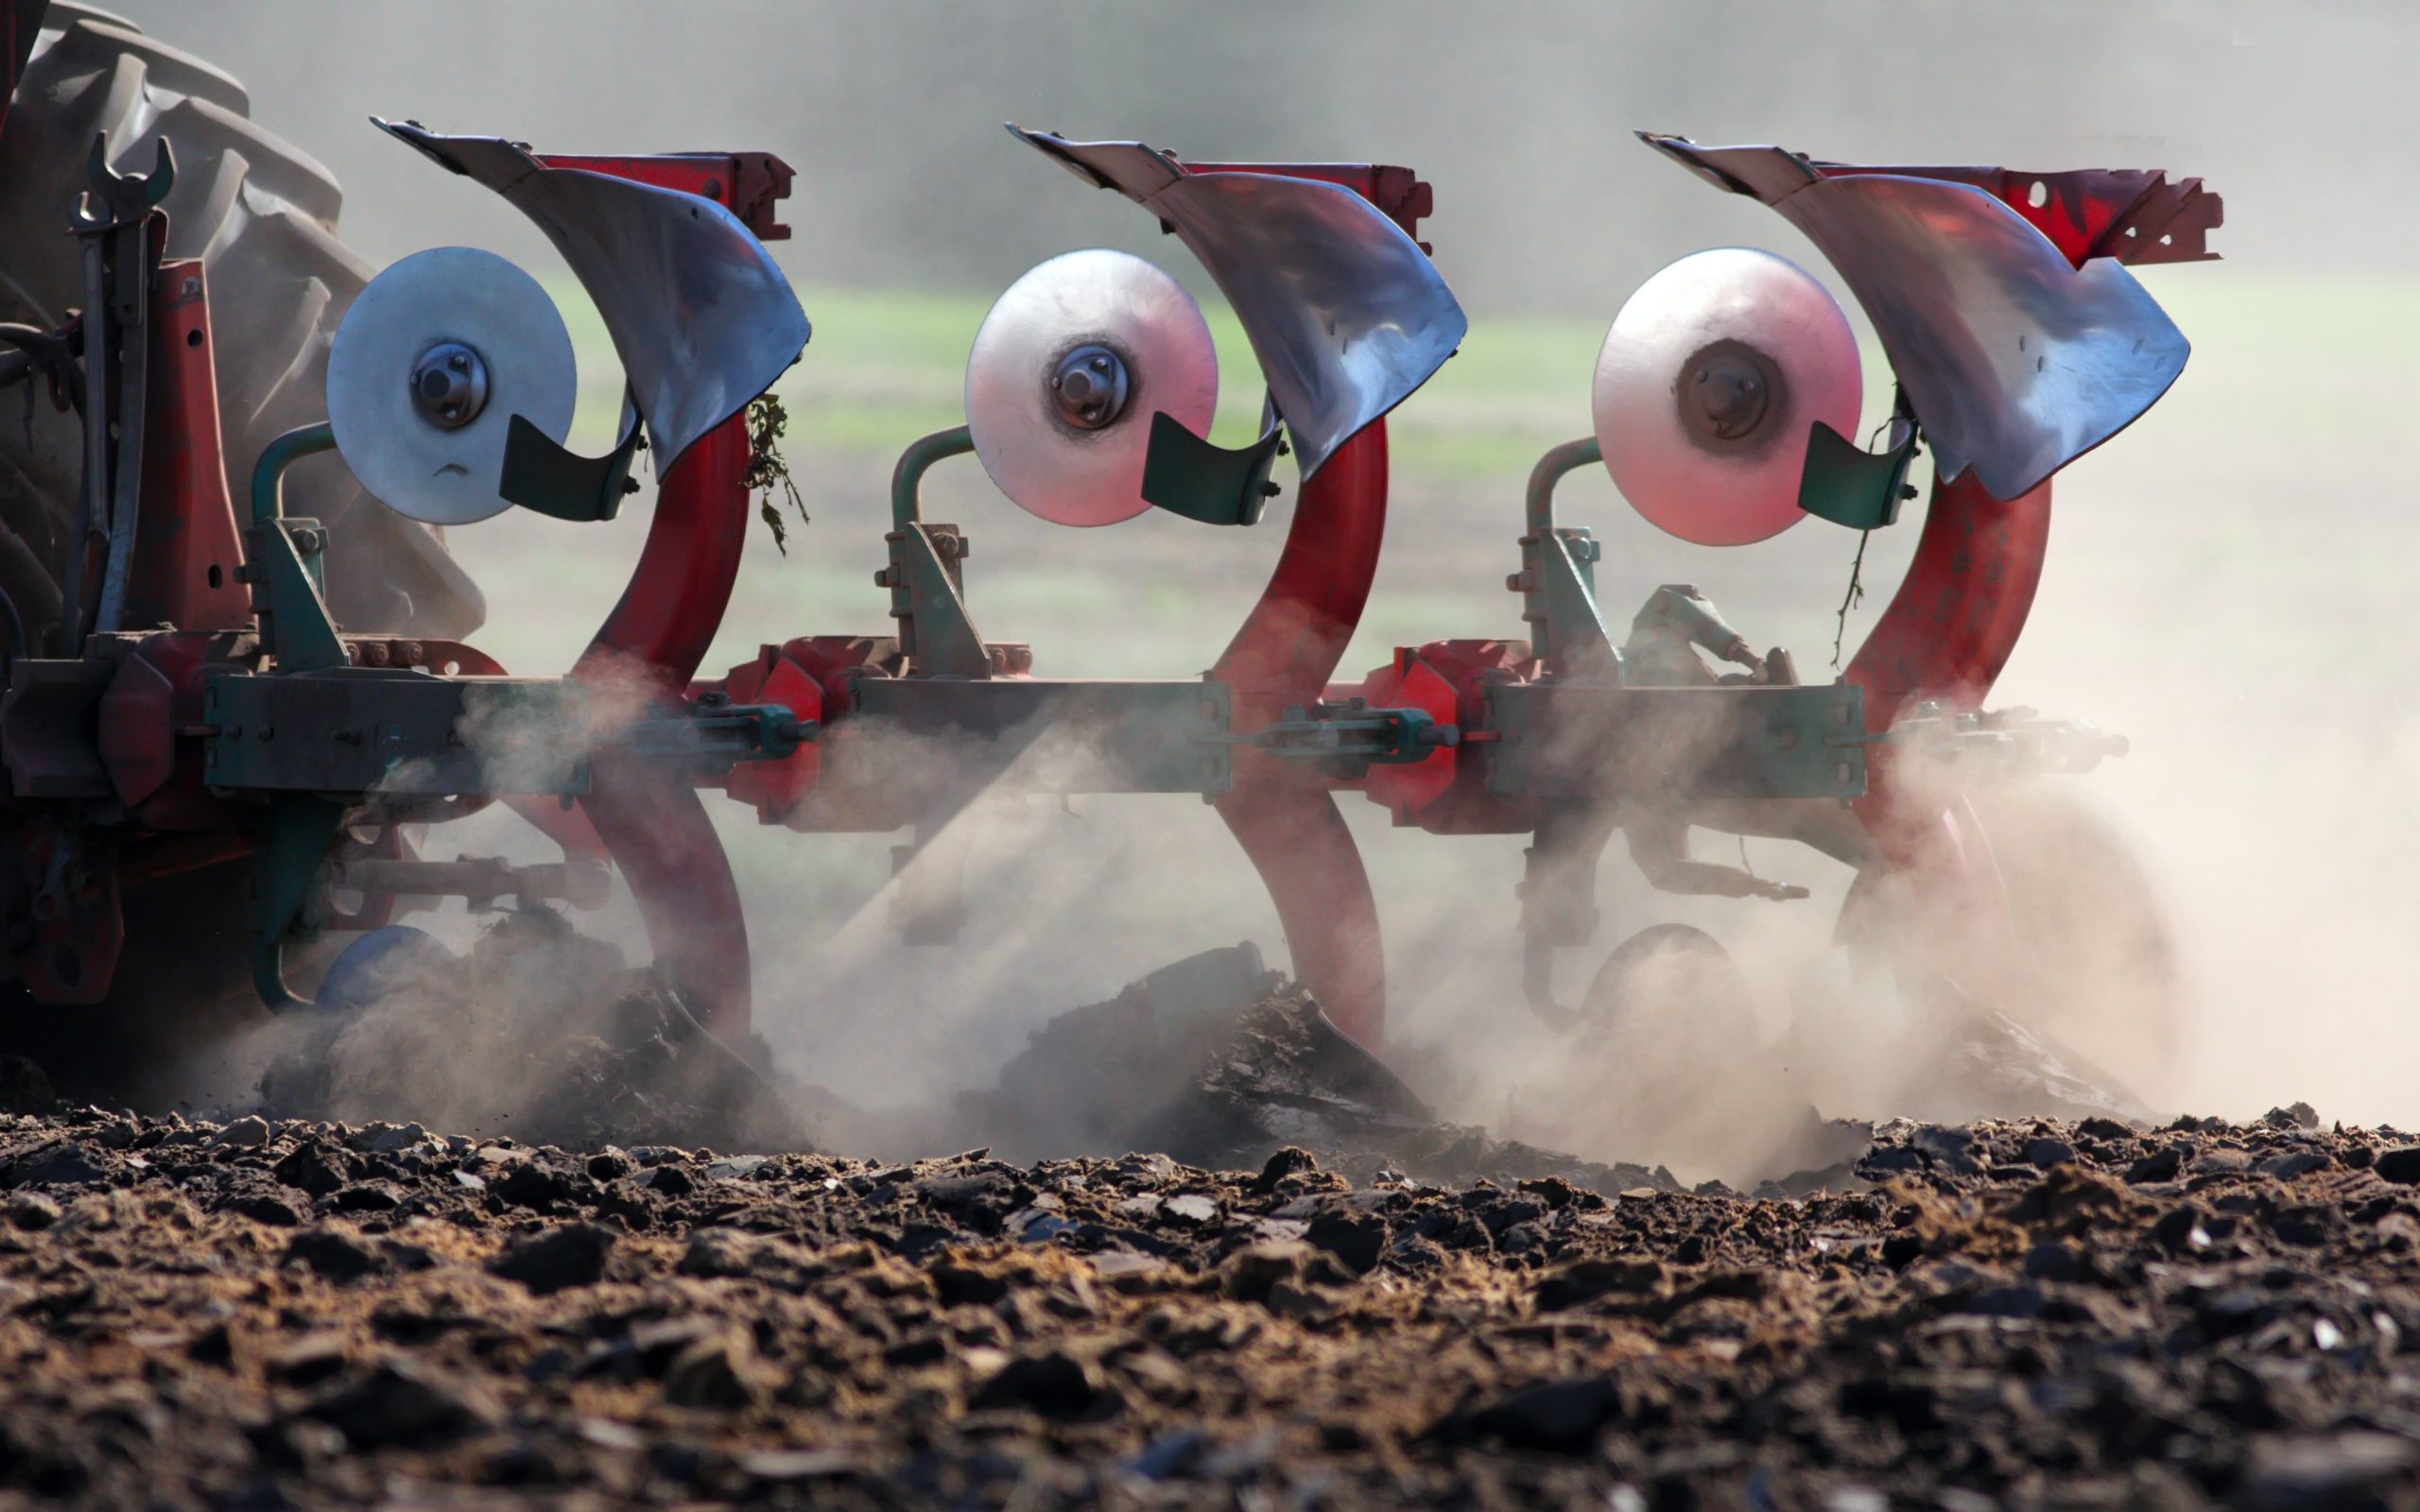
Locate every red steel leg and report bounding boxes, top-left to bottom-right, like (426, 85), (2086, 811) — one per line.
(573, 417), (753, 1033)
(1217, 782), (1387, 1044)
(1212, 422), (1391, 1046)
(1844, 471), (2054, 995)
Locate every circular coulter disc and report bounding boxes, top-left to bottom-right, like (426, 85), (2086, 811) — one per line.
(327, 246), (577, 526)
(1592, 247), (1860, 547)
(965, 249), (1218, 528)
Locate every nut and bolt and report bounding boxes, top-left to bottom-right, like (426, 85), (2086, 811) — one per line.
(1049, 344), (1130, 430)
(408, 341), (490, 430)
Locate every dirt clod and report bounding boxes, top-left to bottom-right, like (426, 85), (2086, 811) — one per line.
(0, 1103), (2397, 1504)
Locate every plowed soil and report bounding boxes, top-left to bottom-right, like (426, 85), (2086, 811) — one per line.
(0, 1091), (2414, 1509)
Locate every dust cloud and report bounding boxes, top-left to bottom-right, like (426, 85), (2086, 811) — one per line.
(85, 2), (2420, 1168)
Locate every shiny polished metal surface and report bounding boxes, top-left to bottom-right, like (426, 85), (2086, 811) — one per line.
(1638, 134), (2192, 500)
(1776, 174), (2188, 501)
(374, 120), (810, 470)
(1592, 249), (1859, 547)
(1006, 128), (1465, 479)
(965, 249), (1218, 528)
(327, 247), (575, 526)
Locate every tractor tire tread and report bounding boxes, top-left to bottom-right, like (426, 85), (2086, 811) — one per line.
(0, 8), (478, 637)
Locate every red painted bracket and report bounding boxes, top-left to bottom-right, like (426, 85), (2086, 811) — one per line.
(532, 151), (797, 242)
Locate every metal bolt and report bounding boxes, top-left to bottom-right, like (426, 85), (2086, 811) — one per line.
(1048, 343), (1130, 430)
(409, 341), (489, 430)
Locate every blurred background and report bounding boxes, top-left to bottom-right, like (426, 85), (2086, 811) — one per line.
(96, 1), (2420, 1134)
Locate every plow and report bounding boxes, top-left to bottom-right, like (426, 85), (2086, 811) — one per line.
(0, 4), (2221, 1118)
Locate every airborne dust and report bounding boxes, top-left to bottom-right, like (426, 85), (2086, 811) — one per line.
(97, 1), (2420, 1178)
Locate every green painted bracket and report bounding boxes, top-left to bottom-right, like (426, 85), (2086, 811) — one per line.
(1140, 411), (1284, 526)
(1540, 531), (1618, 678)
(498, 408), (642, 523)
(886, 427), (993, 678)
(246, 422), (348, 673)
(890, 425), (977, 532)
(249, 794), (347, 1010)
(1797, 420), (1917, 531)
(1516, 437), (1621, 678)
(1482, 680), (1867, 801)
(897, 524), (990, 679)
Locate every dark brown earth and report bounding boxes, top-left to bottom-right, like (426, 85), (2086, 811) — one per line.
(0, 1089), (2415, 1509)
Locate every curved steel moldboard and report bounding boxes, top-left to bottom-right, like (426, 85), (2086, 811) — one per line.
(1777, 174), (2188, 502)
(1638, 133), (2195, 501)
(1007, 127), (1466, 479)
(372, 119), (809, 471)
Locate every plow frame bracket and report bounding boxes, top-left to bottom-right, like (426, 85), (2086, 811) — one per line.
(844, 679), (1233, 796)
(1482, 681), (1866, 803)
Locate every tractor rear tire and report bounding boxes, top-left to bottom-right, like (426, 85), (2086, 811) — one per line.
(0, 3), (484, 639)
(0, 7), (469, 1100)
